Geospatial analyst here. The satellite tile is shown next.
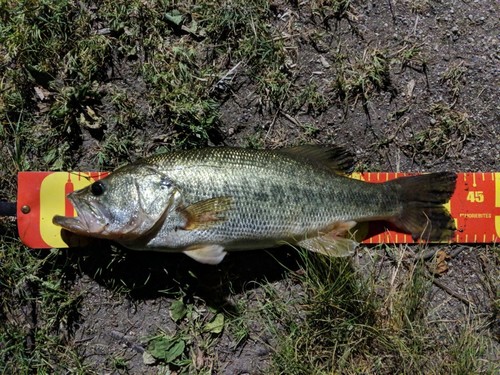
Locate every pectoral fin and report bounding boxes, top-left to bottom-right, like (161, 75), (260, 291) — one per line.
(179, 197), (232, 230)
(298, 220), (358, 257)
(183, 244), (227, 265)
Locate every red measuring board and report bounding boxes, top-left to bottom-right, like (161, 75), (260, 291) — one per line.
(17, 172), (108, 249)
(349, 172), (499, 244)
(16, 172), (499, 249)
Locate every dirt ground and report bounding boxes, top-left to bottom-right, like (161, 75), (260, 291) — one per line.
(1, 0), (499, 374)
(71, 1), (498, 373)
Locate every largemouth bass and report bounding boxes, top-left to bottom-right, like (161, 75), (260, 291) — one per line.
(53, 146), (456, 264)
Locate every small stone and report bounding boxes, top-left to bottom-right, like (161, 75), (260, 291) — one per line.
(319, 55), (330, 68)
(407, 79), (416, 98)
(142, 351), (156, 365)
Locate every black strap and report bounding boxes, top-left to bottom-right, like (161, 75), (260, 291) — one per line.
(0, 201), (16, 217)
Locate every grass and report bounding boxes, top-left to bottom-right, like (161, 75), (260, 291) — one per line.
(0, 242), (87, 373)
(440, 61), (467, 100)
(333, 47), (393, 113)
(0, 0), (497, 373)
(264, 247), (499, 374)
(404, 101), (473, 164)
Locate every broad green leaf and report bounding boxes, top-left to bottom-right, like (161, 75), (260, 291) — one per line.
(148, 336), (173, 360)
(165, 10), (184, 26)
(204, 313), (225, 334)
(147, 335), (186, 364)
(170, 300), (187, 322)
(165, 339), (186, 363)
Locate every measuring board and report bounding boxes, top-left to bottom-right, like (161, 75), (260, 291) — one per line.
(16, 171), (499, 249)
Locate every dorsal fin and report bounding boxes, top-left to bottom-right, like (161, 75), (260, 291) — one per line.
(278, 145), (355, 174)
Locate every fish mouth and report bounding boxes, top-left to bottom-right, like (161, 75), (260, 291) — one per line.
(53, 195), (108, 237)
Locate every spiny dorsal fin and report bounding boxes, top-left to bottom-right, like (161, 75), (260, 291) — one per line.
(178, 197), (232, 230)
(278, 145), (355, 174)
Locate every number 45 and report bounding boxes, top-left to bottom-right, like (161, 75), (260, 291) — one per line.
(466, 191), (484, 203)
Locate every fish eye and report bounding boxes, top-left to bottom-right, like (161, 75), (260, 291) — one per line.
(160, 177), (173, 189)
(90, 180), (106, 196)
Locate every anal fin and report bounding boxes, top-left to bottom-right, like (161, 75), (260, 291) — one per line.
(298, 221), (358, 257)
(183, 244), (227, 265)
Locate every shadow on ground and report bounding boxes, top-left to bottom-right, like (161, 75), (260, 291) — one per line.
(49, 240), (303, 309)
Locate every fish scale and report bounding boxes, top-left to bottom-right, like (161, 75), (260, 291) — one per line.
(53, 146), (456, 264)
(141, 148), (399, 247)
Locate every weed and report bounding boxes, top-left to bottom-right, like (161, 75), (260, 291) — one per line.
(405, 0), (432, 14)
(226, 310), (250, 349)
(290, 83), (330, 116)
(299, 122), (321, 138)
(111, 356), (129, 372)
(265, 247), (496, 374)
(256, 68), (295, 113)
(245, 132), (265, 149)
(409, 102), (473, 162)
(0, 1), (496, 373)
(3, 112), (30, 171)
(143, 298), (225, 373)
(440, 61), (467, 100)
(140, 41), (220, 147)
(394, 42), (428, 73)
(310, 0), (355, 28)
(333, 47), (394, 112)
(447, 322), (490, 374)
(0, 244), (86, 373)
(194, 0), (284, 69)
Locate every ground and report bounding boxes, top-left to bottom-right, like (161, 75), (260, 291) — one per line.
(0, 0), (499, 374)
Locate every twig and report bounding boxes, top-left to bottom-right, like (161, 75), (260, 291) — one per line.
(109, 330), (145, 353)
(429, 277), (474, 307)
(412, 245), (466, 262)
(387, 0), (396, 22)
(385, 246), (474, 307)
(280, 111), (301, 127)
(448, 246), (466, 259)
(419, 246), (473, 307)
(212, 62), (242, 93)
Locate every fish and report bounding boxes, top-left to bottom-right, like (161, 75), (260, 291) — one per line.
(53, 146), (457, 265)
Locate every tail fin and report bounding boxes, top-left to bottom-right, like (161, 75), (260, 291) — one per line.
(388, 172), (457, 241)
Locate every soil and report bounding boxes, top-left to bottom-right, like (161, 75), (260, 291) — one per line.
(6, 0), (500, 374)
